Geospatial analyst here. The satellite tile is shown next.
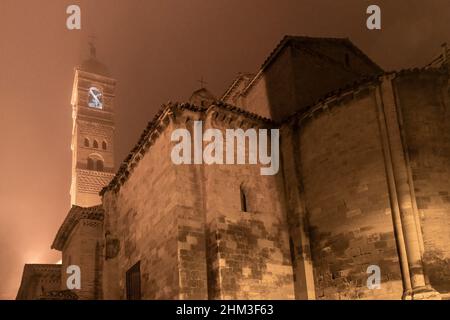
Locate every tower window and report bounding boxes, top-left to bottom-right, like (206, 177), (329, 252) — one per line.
(240, 185), (248, 212)
(84, 138), (90, 148)
(93, 140), (99, 149)
(87, 158), (94, 170)
(102, 141), (107, 150)
(87, 155), (105, 171)
(97, 160), (104, 172)
(126, 261), (141, 300)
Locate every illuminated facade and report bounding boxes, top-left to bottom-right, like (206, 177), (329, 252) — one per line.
(17, 37), (450, 300)
(69, 49), (116, 207)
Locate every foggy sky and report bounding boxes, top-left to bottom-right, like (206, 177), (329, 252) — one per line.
(0, 0), (449, 299)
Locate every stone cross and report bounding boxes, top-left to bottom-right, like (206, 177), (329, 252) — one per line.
(198, 77), (207, 89)
(88, 35), (97, 58)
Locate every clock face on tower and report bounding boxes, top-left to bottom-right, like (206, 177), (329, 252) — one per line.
(88, 87), (103, 109)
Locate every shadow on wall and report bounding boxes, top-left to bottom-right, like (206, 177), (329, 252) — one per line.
(262, 37), (383, 122)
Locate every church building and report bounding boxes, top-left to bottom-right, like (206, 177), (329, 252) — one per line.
(17, 36), (450, 300)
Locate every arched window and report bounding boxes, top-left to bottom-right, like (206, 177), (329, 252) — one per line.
(102, 141), (107, 150)
(84, 138), (90, 148)
(93, 140), (99, 149)
(97, 160), (104, 172)
(87, 154), (105, 171)
(240, 185), (248, 212)
(87, 158), (94, 170)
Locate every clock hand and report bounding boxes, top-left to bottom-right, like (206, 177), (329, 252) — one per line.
(89, 88), (101, 105)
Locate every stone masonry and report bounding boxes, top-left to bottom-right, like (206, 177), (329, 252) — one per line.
(17, 36), (450, 300)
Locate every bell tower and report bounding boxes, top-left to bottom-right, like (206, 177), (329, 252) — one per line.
(70, 44), (116, 207)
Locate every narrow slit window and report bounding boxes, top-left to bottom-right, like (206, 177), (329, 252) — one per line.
(240, 185), (248, 212)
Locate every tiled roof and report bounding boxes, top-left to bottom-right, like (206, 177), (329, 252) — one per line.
(425, 44), (449, 68)
(16, 264), (62, 300)
(39, 290), (79, 300)
(52, 205), (104, 251)
(221, 73), (256, 101)
(189, 87), (217, 106)
(20, 264), (62, 276)
(100, 35), (449, 200)
(76, 169), (115, 194)
(260, 35), (383, 72)
(283, 66), (448, 125)
(100, 101), (274, 196)
(222, 35), (383, 101)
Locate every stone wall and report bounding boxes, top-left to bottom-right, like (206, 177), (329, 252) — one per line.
(102, 122), (182, 299)
(241, 38), (382, 122)
(294, 87), (403, 299)
(61, 218), (104, 299)
(206, 212), (295, 299)
(244, 46), (294, 120)
(394, 71), (450, 294)
(100, 68), (450, 300)
(16, 265), (62, 300)
(198, 111), (295, 299)
(279, 126), (316, 299)
(102, 105), (295, 300)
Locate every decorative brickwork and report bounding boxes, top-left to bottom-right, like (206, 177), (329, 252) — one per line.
(16, 264), (62, 300)
(70, 62), (116, 207)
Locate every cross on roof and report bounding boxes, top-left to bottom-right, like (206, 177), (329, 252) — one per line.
(197, 77), (207, 89)
(88, 35), (97, 58)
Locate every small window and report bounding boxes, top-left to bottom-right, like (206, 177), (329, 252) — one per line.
(97, 160), (104, 172)
(102, 141), (107, 150)
(93, 140), (99, 149)
(126, 262), (141, 300)
(240, 185), (248, 212)
(84, 138), (90, 148)
(87, 155), (105, 171)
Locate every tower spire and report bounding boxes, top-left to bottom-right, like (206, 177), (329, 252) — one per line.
(88, 35), (97, 59)
(89, 42), (96, 59)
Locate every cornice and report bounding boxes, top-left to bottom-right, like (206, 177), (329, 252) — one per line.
(100, 66), (448, 197)
(51, 205), (104, 251)
(100, 101), (273, 196)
